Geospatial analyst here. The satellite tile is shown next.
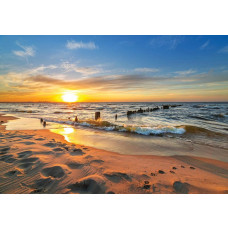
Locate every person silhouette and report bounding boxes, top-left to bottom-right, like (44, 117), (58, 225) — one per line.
(43, 121), (46, 127)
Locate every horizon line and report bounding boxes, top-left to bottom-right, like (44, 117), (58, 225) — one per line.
(0, 101), (228, 103)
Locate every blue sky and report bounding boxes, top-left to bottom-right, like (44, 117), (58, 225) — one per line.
(0, 35), (228, 102)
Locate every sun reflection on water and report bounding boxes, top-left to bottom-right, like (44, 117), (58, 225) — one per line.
(63, 127), (74, 134)
(50, 127), (75, 142)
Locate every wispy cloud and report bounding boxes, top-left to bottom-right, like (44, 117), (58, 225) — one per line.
(13, 42), (35, 58)
(25, 62), (101, 77)
(134, 68), (159, 73)
(27, 65), (57, 74)
(200, 40), (210, 49)
(1, 70), (227, 101)
(23, 71), (228, 92)
(150, 36), (182, 50)
(218, 45), (228, 53)
(66, 40), (98, 50)
(25, 74), (168, 91)
(61, 62), (100, 75)
(175, 69), (197, 75)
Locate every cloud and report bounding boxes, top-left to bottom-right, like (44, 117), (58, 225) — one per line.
(134, 68), (159, 73)
(200, 40), (210, 49)
(24, 62), (100, 77)
(150, 36), (182, 50)
(25, 74), (169, 91)
(13, 43), (35, 58)
(1, 69), (227, 99)
(218, 45), (228, 53)
(27, 65), (58, 74)
(66, 40), (97, 50)
(24, 70), (228, 93)
(60, 62), (100, 75)
(175, 69), (197, 75)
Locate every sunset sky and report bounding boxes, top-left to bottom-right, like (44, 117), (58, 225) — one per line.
(0, 35), (228, 102)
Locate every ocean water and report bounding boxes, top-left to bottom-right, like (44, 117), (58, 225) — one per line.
(1, 102), (228, 149)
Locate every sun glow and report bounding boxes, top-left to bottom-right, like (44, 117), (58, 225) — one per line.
(61, 93), (78, 102)
(63, 127), (74, 134)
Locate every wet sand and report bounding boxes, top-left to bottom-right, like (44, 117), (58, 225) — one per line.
(0, 114), (228, 194)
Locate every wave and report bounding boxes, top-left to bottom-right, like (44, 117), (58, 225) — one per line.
(180, 125), (224, 136)
(189, 115), (210, 121)
(9, 109), (39, 113)
(212, 113), (226, 118)
(53, 111), (73, 114)
(192, 105), (205, 108)
(43, 116), (227, 138)
(42, 117), (186, 136)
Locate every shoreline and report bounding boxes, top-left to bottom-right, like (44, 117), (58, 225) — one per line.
(3, 113), (228, 161)
(0, 114), (228, 194)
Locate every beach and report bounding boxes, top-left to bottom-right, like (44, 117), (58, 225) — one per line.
(1, 114), (228, 194)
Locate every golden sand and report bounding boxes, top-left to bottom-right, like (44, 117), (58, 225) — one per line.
(0, 114), (228, 194)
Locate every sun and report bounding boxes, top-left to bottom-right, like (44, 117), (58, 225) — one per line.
(62, 93), (78, 102)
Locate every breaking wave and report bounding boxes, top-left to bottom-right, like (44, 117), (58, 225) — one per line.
(41, 118), (186, 136)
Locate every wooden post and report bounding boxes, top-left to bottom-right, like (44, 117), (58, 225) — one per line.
(95, 112), (100, 120)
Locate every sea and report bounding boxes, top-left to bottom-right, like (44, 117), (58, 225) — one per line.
(1, 102), (228, 150)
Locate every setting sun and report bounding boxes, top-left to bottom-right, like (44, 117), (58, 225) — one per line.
(62, 93), (78, 102)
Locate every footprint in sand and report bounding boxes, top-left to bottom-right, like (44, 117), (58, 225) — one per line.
(20, 141), (36, 145)
(18, 162), (35, 170)
(170, 170), (175, 174)
(85, 155), (93, 159)
(70, 148), (85, 156)
(104, 172), (131, 183)
(18, 157), (40, 170)
(35, 138), (45, 141)
(41, 166), (65, 178)
(53, 148), (64, 152)
(19, 157), (39, 163)
(157, 170), (165, 174)
(0, 155), (17, 163)
(67, 176), (106, 194)
(27, 178), (54, 194)
(143, 184), (151, 189)
(66, 162), (84, 169)
(90, 159), (104, 164)
(0, 146), (10, 155)
(181, 165), (185, 168)
(17, 150), (33, 158)
(4, 169), (22, 177)
(43, 142), (57, 148)
(173, 181), (189, 194)
(34, 151), (53, 155)
(143, 181), (151, 189)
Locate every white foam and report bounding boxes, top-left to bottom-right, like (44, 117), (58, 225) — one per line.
(133, 126), (185, 135)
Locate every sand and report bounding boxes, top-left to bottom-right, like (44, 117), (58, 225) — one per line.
(0, 114), (228, 194)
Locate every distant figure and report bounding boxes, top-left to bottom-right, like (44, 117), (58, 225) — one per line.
(115, 114), (118, 121)
(43, 121), (46, 127)
(75, 116), (78, 122)
(40, 118), (43, 123)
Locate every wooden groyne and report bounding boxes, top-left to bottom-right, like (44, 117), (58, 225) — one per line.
(127, 104), (182, 116)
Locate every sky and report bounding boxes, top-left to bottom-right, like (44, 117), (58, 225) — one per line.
(0, 35), (228, 102)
